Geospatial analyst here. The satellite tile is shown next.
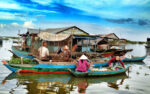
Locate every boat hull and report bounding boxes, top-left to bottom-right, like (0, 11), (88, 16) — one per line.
(122, 56), (146, 62)
(70, 65), (129, 77)
(12, 46), (35, 59)
(1, 61), (108, 74)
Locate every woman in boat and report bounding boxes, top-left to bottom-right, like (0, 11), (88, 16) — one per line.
(38, 41), (50, 61)
(75, 55), (90, 72)
(108, 56), (125, 69)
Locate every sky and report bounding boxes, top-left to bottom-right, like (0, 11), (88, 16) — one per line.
(0, 0), (150, 41)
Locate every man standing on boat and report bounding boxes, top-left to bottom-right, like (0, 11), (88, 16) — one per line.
(108, 56), (125, 69)
(38, 41), (50, 61)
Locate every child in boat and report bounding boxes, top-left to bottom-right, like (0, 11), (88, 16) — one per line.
(75, 55), (90, 72)
(108, 56), (125, 69)
(38, 41), (50, 61)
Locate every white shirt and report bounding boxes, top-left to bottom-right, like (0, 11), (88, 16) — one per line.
(38, 46), (49, 58)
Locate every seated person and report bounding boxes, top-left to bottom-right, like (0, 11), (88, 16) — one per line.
(56, 47), (62, 54)
(108, 56), (125, 69)
(61, 45), (71, 61)
(75, 55), (90, 72)
(38, 41), (50, 61)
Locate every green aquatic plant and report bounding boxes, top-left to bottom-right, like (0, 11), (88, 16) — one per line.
(144, 73), (149, 76)
(139, 67), (142, 69)
(125, 84), (129, 89)
(136, 72), (140, 74)
(9, 57), (33, 64)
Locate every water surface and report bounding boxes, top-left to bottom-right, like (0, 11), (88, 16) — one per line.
(0, 39), (150, 94)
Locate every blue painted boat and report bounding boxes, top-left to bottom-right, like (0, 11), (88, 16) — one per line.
(11, 46), (35, 59)
(122, 56), (146, 62)
(69, 65), (129, 77)
(1, 61), (108, 74)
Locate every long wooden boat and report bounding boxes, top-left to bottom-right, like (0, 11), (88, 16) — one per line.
(69, 65), (129, 77)
(99, 49), (133, 57)
(122, 56), (146, 62)
(1, 60), (108, 74)
(11, 46), (35, 59)
(100, 52), (114, 57)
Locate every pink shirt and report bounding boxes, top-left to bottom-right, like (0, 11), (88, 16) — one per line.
(76, 60), (90, 72)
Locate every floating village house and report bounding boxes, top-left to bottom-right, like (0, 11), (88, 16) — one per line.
(35, 26), (95, 53)
(19, 26), (122, 59)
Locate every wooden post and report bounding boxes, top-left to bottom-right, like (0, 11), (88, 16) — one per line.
(21, 57), (23, 64)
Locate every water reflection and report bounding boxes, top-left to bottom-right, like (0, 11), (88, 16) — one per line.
(146, 47), (150, 56)
(1, 73), (128, 94)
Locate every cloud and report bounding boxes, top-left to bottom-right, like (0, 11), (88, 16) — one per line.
(0, 12), (26, 21)
(105, 18), (150, 26)
(11, 22), (19, 27)
(0, 2), (21, 9)
(138, 19), (148, 26)
(31, 0), (53, 5)
(105, 18), (134, 24)
(23, 21), (35, 28)
(0, 24), (6, 28)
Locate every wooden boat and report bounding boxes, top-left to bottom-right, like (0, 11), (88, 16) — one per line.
(100, 52), (114, 57)
(69, 65), (129, 77)
(122, 56), (146, 62)
(1, 60), (108, 74)
(99, 49), (133, 57)
(11, 46), (35, 59)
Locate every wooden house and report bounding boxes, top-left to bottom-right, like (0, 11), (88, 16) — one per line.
(100, 33), (119, 40)
(42, 26), (89, 35)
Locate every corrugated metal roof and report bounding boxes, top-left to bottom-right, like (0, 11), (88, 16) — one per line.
(42, 26), (89, 35)
(43, 26), (72, 34)
(27, 28), (42, 34)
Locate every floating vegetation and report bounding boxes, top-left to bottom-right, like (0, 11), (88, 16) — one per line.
(125, 84), (129, 89)
(144, 73), (149, 76)
(136, 72), (140, 75)
(9, 57), (37, 64)
(139, 67), (142, 69)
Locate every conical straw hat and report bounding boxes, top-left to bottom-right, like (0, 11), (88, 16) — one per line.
(79, 55), (88, 60)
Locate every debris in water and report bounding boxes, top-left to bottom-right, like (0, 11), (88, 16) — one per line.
(136, 72), (140, 75)
(125, 84), (129, 89)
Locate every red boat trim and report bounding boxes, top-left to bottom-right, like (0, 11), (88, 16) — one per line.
(1, 61), (8, 64)
(17, 69), (70, 74)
